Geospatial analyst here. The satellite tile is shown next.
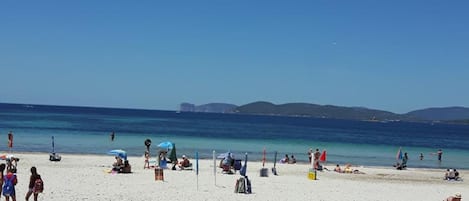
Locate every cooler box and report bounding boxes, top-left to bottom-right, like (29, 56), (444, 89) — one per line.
(308, 168), (316, 180)
(260, 168), (269, 177)
(155, 167), (164, 181)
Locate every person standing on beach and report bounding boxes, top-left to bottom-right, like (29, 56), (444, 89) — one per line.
(308, 148), (313, 163)
(2, 168), (17, 201)
(313, 148), (321, 169)
(110, 132), (115, 142)
(7, 131), (13, 152)
(143, 151), (150, 169)
(25, 166), (43, 201)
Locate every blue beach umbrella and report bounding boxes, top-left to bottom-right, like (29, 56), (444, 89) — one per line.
(217, 151), (233, 159)
(108, 149), (127, 160)
(157, 141), (174, 150)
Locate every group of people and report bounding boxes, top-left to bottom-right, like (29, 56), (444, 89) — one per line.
(308, 148), (323, 170)
(220, 153), (235, 173)
(333, 164), (364, 174)
(394, 152), (409, 170)
(393, 149), (444, 170)
(280, 154), (296, 164)
(112, 157), (131, 173)
(444, 168), (460, 181)
(144, 150), (192, 171)
(0, 165), (44, 201)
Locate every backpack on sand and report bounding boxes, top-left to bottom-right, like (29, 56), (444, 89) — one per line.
(33, 178), (44, 193)
(2, 175), (15, 196)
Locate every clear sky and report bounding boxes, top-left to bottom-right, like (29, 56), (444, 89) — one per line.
(1, 1), (469, 114)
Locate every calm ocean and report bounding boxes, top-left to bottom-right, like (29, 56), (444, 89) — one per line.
(1, 103), (468, 169)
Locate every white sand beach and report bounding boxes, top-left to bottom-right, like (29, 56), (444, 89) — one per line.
(8, 153), (469, 201)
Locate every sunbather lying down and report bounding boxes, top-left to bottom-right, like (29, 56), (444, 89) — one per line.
(341, 164), (365, 174)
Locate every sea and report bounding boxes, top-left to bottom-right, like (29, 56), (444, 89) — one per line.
(1, 103), (468, 169)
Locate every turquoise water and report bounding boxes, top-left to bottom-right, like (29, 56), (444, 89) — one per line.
(1, 103), (469, 169)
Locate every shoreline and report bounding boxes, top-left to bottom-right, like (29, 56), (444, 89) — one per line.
(8, 151), (466, 171)
(4, 152), (468, 201)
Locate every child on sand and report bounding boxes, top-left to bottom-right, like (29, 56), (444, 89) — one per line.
(334, 164), (342, 173)
(144, 151), (150, 169)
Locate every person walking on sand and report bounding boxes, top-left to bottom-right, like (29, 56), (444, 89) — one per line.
(25, 166), (43, 201)
(2, 168), (17, 201)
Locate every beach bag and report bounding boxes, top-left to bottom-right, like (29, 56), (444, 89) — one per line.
(244, 176), (252, 194)
(154, 167), (164, 181)
(33, 178), (43, 193)
(234, 177), (252, 194)
(234, 177), (246, 193)
(2, 175), (15, 196)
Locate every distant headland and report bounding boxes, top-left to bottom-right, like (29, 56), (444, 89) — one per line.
(180, 101), (469, 123)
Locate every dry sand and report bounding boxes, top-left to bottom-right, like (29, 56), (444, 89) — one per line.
(8, 153), (469, 201)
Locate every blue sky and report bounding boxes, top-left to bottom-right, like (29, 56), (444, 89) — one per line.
(1, 1), (468, 113)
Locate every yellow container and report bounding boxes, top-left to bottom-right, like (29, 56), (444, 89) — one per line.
(308, 169), (316, 180)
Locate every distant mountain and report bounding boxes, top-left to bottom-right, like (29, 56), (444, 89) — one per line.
(180, 101), (469, 123)
(406, 107), (469, 121)
(234, 101), (405, 121)
(179, 103), (237, 113)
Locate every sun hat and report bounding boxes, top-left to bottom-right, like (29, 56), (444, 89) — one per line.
(455, 193), (462, 198)
(182, 155), (186, 158)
